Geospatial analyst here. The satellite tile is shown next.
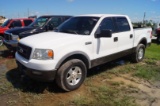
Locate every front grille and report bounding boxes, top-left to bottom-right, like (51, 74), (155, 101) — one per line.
(17, 43), (32, 60)
(4, 33), (12, 40)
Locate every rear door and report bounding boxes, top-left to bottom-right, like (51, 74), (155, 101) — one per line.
(114, 17), (133, 52)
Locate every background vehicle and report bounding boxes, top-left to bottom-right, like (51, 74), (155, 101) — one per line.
(0, 18), (34, 46)
(16, 14), (152, 91)
(156, 28), (160, 42)
(4, 15), (72, 51)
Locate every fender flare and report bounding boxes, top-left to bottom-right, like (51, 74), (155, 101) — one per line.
(55, 51), (91, 69)
(138, 37), (147, 47)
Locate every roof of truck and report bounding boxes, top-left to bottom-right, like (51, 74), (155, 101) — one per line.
(77, 14), (127, 17)
(10, 18), (34, 20)
(39, 15), (72, 18)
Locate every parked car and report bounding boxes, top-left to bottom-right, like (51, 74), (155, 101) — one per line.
(3, 15), (72, 51)
(156, 28), (160, 42)
(0, 18), (34, 46)
(16, 14), (152, 91)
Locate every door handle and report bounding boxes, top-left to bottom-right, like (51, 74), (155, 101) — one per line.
(114, 37), (118, 42)
(130, 34), (133, 38)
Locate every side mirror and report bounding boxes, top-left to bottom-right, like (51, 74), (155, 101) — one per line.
(49, 24), (54, 30)
(95, 29), (112, 38)
(45, 24), (54, 31)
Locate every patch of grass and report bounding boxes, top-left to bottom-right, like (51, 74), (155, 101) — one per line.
(108, 64), (134, 74)
(128, 84), (136, 88)
(133, 65), (160, 81)
(69, 95), (92, 106)
(0, 45), (6, 51)
(110, 81), (122, 86)
(145, 43), (160, 60)
(90, 85), (137, 106)
(67, 85), (137, 106)
(6, 100), (17, 106)
(144, 59), (157, 65)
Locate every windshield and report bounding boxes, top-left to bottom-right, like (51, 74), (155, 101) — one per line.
(56, 17), (99, 35)
(29, 17), (49, 27)
(1, 19), (10, 27)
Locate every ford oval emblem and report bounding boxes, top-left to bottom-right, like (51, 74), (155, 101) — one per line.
(19, 47), (23, 53)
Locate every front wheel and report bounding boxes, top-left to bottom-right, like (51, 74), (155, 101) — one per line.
(131, 44), (145, 63)
(56, 59), (87, 91)
(0, 36), (3, 46)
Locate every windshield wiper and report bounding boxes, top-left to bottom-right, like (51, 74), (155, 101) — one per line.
(60, 30), (78, 35)
(67, 30), (78, 34)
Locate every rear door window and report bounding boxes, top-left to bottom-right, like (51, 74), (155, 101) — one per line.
(116, 17), (130, 32)
(24, 20), (33, 26)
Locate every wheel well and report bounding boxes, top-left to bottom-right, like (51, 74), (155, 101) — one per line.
(139, 38), (147, 48)
(59, 54), (90, 69)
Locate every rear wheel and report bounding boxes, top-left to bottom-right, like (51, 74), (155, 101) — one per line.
(131, 44), (145, 63)
(56, 59), (87, 91)
(0, 36), (3, 46)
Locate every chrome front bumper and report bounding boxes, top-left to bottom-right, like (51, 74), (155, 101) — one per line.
(3, 40), (18, 50)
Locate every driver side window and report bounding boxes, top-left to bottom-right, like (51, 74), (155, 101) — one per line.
(10, 20), (22, 28)
(48, 17), (62, 28)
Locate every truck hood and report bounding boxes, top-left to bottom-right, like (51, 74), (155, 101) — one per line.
(5, 26), (36, 35)
(20, 32), (89, 49)
(0, 26), (8, 33)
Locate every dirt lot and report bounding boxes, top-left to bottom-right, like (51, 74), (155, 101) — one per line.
(0, 42), (160, 106)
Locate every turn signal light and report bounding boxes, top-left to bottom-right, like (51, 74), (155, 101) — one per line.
(48, 50), (53, 58)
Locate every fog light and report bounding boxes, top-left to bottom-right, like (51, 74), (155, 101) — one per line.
(32, 71), (42, 75)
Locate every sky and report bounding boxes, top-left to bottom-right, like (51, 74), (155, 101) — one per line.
(0, 0), (160, 22)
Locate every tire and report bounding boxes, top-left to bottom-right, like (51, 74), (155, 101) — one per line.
(0, 36), (3, 46)
(131, 44), (145, 63)
(56, 59), (87, 91)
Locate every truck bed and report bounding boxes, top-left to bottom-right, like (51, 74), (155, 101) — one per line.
(133, 27), (152, 47)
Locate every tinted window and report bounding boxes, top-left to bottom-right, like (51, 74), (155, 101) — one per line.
(100, 18), (115, 32)
(48, 17), (62, 28)
(29, 17), (49, 27)
(116, 17), (130, 32)
(64, 17), (71, 21)
(57, 17), (99, 35)
(24, 20), (33, 26)
(1, 19), (10, 27)
(11, 20), (22, 27)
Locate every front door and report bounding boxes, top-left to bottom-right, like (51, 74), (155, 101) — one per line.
(93, 17), (118, 63)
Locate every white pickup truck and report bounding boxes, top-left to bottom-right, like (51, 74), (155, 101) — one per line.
(16, 14), (152, 91)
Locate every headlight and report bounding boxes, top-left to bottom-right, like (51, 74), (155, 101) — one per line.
(12, 35), (20, 41)
(32, 49), (54, 60)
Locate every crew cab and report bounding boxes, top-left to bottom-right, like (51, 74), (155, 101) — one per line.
(3, 15), (72, 51)
(0, 18), (34, 46)
(16, 14), (152, 91)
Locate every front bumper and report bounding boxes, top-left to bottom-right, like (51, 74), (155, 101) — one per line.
(17, 61), (56, 81)
(16, 52), (57, 81)
(3, 40), (18, 50)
